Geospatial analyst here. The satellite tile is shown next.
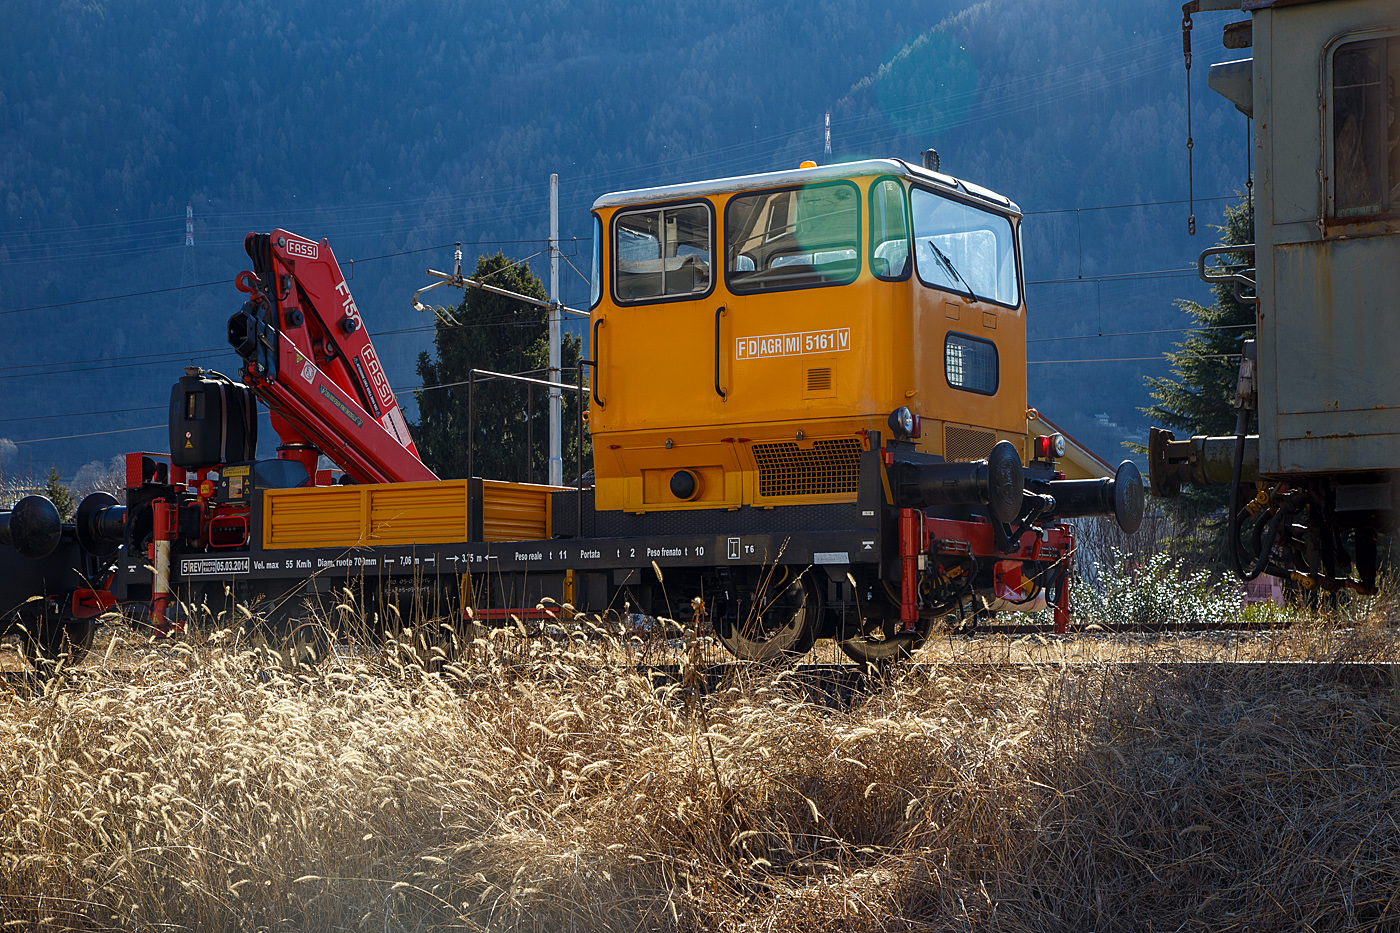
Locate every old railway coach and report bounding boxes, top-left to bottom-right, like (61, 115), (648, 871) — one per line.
(95, 159), (1144, 665)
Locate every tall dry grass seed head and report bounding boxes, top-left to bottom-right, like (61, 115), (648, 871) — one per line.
(0, 596), (1398, 932)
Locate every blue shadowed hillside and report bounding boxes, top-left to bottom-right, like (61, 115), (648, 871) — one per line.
(0, 0), (1248, 476)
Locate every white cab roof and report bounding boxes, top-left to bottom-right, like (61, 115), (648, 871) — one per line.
(592, 158), (1021, 217)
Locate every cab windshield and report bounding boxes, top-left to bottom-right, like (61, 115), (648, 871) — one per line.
(910, 188), (1020, 308)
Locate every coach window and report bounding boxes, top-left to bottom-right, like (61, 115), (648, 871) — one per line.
(613, 203), (713, 304)
(870, 177), (911, 280)
(725, 181), (860, 293)
(911, 187), (1020, 308)
(1331, 35), (1399, 219)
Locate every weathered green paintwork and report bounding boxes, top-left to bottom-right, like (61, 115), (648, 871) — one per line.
(1243, 0), (1400, 476)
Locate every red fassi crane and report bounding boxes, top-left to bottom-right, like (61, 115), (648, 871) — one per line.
(228, 231), (437, 485)
(2, 229), (440, 653)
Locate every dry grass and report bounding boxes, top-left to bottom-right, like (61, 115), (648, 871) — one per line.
(1, 605), (1399, 932)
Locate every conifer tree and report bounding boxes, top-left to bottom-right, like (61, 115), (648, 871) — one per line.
(42, 466), (75, 521)
(1141, 198), (1255, 563)
(412, 253), (589, 482)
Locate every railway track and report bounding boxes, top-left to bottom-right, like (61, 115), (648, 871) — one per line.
(5, 655), (1395, 708)
(638, 659), (1400, 704)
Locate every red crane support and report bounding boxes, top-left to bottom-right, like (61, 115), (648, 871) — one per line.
(230, 230), (437, 485)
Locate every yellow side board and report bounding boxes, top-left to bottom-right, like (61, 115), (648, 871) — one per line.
(262, 479), (555, 549)
(480, 482), (553, 543)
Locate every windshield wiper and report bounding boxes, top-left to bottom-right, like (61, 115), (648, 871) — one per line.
(927, 240), (979, 304)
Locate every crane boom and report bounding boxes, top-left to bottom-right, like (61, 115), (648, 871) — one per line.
(228, 230), (437, 485)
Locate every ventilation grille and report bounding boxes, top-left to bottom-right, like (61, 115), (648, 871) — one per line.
(944, 426), (996, 462)
(751, 437), (862, 498)
(806, 367), (833, 392)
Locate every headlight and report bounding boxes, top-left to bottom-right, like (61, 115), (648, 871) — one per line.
(669, 470), (699, 500)
(888, 406), (916, 439)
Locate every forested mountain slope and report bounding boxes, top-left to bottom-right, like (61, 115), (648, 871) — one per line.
(0, 0), (1246, 476)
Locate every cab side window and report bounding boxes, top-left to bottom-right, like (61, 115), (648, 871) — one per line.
(870, 178), (910, 280)
(945, 332), (998, 395)
(1332, 36), (1399, 219)
(613, 204), (712, 303)
(589, 214), (602, 308)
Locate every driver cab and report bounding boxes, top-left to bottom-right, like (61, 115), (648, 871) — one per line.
(586, 159), (1028, 514)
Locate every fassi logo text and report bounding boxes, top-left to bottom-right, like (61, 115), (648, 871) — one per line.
(284, 238), (318, 259)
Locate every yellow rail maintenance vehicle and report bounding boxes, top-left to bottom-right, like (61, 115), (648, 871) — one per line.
(14, 156), (1144, 671)
(530, 155), (1141, 660)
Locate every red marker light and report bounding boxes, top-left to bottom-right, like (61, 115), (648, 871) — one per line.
(1034, 434), (1066, 461)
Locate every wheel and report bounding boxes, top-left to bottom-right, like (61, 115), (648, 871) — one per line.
(372, 576), (475, 672)
(245, 613), (332, 669)
(193, 582), (241, 633)
(386, 613), (476, 672)
(836, 578), (930, 664)
(18, 604), (97, 677)
(241, 589), (331, 670)
(838, 615), (930, 665)
(171, 581), (232, 638)
(714, 569), (820, 663)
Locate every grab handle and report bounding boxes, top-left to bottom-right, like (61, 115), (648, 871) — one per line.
(714, 306), (727, 400)
(591, 317), (606, 409)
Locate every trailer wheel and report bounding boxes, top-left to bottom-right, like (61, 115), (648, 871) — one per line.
(376, 578), (469, 672)
(242, 591), (331, 670)
(177, 582), (239, 636)
(247, 615), (331, 670)
(838, 616), (929, 665)
(714, 569), (820, 663)
(385, 615), (475, 672)
(18, 604), (97, 677)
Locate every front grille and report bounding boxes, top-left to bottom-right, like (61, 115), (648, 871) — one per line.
(944, 426), (996, 462)
(751, 437), (861, 498)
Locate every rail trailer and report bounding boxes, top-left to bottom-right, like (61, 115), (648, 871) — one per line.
(1151, 0), (1400, 592)
(2, 156), (1144, 670)
(0, 495), (114, 668)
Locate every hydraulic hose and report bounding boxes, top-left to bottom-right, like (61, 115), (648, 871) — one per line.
(1242, 490), (1305, 583)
